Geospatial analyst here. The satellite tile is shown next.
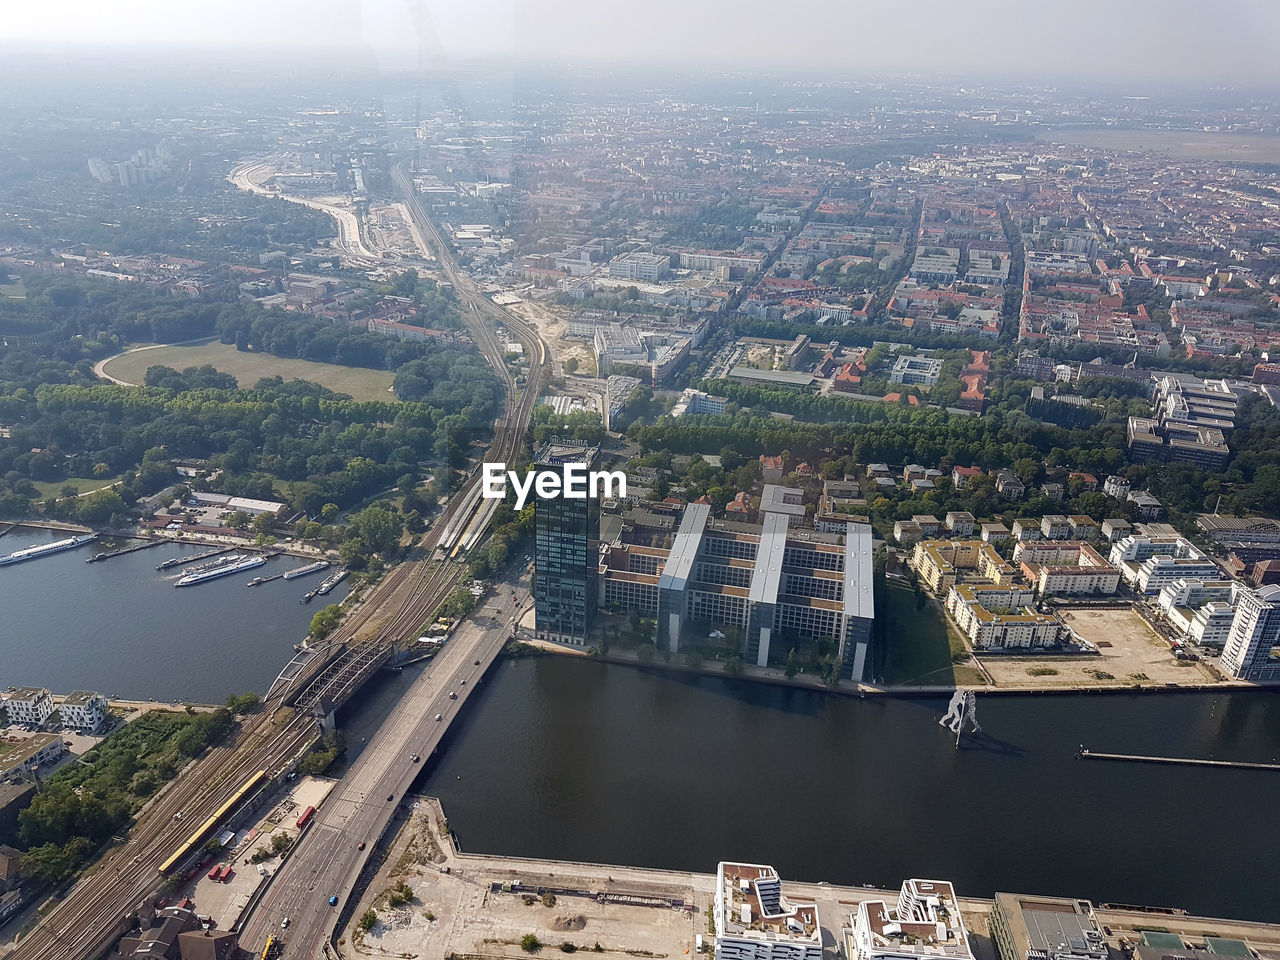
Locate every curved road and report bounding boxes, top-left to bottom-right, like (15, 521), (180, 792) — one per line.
(229, 158), (381, 263)
(92, 337), (219, 386)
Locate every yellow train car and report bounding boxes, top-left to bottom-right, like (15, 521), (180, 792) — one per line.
(157, 769), (268, 876)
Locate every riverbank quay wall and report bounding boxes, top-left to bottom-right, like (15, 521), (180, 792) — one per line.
(526, 641), (1273, 699)
(412, 795), (1280, 947)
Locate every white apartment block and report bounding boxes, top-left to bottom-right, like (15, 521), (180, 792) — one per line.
(1036, 564), (1120, 597)
(1016, 542), (1120, 596)
(1135, 555), (1221, 595)
(670, 389), (728, 418)
(1221, 584), (1280, 681)
(1103, 475), (1131, 499)
(889, 355), (944, 387)
(1101, 518), (1133, 542)
(946, 583), (1060, 650)
(714, 862), (822, 960)
(1, 687), (54, 726)
(1040, 515), (1072, 540)
(679, 250), (764, 273)
(60, 691), (108, 732)
(0, 733), (65, 783)
(608, 252), (670, 282)
(846, 879), (974, 960)
(1010, 519), (1041, 542)
(1189, 602), (1236, 647)
(1108, 536), (1218, 594)
(1156, 579), (1236, 619)
(980, 522), (1010, 544)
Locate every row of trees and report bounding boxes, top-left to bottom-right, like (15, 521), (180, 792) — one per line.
(0, 371), (499, 520)
(15, 708), (238, 882)
(630, 393), (1280, 525)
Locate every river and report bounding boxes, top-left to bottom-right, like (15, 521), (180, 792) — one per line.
(6, 523), (1278, 921)
(0, 526), (350, 703)
(417, 656), (1280, 923)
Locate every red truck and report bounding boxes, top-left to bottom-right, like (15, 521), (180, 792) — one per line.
(296, 805), (315, 829)
(207, 865), (221, 881)
(217, 865), (234, 883)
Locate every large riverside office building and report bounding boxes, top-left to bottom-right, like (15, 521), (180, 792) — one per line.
(599, 488), (875, 680)
(532, 440), (601, 645)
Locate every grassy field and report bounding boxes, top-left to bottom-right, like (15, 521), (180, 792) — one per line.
(879, 582), (981, 686)
(31, 476), (122, 499)
(1034, 127), (1280, 164)
(102, 341), (397, 403)
(0, 280), (26, 299)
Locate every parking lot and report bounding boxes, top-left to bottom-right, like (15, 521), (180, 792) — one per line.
(169, 776), (335, 930)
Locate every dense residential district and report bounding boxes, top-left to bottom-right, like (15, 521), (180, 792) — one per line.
(4, 57), (1280, 960)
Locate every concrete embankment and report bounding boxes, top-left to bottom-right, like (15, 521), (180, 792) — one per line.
(525, 641), (1263, 699)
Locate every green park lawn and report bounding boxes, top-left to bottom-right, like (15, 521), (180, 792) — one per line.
(31, 476), (123, 499)
(879, 582), (981, 686)
(102, 340), (397, 403)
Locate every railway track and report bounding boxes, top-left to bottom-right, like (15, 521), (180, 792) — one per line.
(10, 164), (548, 960)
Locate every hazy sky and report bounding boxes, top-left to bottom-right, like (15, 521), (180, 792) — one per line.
(4, 0), (1280, 86)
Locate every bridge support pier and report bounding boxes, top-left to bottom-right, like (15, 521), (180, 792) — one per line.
(310, 700), (336, 733)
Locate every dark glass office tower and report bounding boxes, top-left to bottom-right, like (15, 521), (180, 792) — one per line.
(533, 440), (601, 645)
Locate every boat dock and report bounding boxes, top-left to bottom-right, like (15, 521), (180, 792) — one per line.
(175, 553), (266, 587)
(0, 533), (98, 566)
(1079, 748), (1280, 771)
(156, 546), (237, 570)
(247, 573), (284, 587)
(302, 568), (347, 603)
(87, 539), (165, 562)
(0, 523), (16, 539)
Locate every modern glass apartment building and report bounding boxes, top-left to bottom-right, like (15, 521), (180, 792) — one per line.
(533, 439), (601, 645)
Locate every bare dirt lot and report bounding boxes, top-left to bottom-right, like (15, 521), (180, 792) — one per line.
(980, 606), (1222, 688)
(743, 343), (778, 370)
(344, 797), (706, 960)
(506, 299), (595, 376)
